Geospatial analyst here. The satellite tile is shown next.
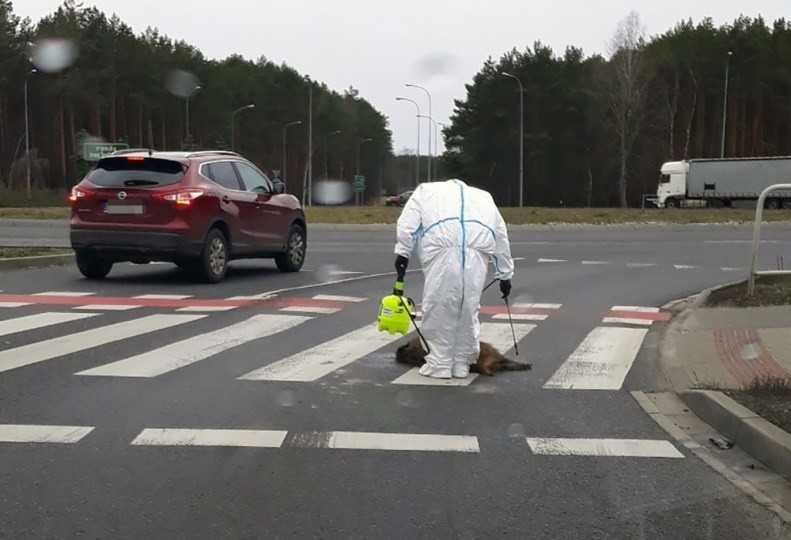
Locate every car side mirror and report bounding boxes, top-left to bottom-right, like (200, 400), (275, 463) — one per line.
(273, 180), (285, 194)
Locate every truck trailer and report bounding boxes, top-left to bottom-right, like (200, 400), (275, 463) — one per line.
(653, 156), (791, 209)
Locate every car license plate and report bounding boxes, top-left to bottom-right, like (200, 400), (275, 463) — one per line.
(103, 201), (144, 215)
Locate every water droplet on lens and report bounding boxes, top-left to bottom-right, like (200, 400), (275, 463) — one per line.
(396, 390), (417, 408)
(31, 38), (78, 73)
(316, 263), (343, 283)
(507, 423), (525, 438)
(740, 343), (760, 361)
(312, 180), (352, 205)
(276, 390), (296, 407)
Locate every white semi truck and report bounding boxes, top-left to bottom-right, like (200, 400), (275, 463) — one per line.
(653, 156), (791, 209)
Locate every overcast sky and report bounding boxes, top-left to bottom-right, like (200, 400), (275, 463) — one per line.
(20, 0), (790, 156)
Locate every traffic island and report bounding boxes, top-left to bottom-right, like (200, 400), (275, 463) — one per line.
(0, 247), (74, 272)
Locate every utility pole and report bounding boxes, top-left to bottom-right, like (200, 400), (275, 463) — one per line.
(24, 68), (37, 200)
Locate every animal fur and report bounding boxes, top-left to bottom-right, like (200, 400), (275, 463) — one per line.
(395, 338), (532, 376)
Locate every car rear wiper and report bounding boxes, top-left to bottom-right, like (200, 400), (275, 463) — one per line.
(123, 179), (160, 186)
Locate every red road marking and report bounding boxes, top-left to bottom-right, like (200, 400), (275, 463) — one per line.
(0, 293), (348, 310)
(606, 310), (671, 322)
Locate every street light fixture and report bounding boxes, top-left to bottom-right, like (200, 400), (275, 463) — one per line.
(396, 96), (421, 187)
(325, 130), (342, 179)
(24, 68), (37, 200)
(282, 120), (302, 189)
(502, 71), (524, 207)
(231, 104), (255, 151)
(406, 83), (432, 181)
(721, 51), (733, 158)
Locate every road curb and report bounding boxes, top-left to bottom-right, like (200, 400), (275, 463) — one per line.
(0, 253), (74, 272)
(679, 389), (791, 479)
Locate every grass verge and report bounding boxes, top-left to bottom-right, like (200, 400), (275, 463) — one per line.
(723, 376), (791, 435)
(704, 275), (791, 307)
(0, 247), (71, 258)
(1, 205), (790, 224)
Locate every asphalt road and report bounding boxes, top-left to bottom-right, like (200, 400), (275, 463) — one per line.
(1, 222), (790, 539)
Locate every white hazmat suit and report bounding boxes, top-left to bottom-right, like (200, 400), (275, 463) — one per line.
(394, 179), (514, 379)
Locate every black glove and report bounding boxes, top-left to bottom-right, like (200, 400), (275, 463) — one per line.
(499, 279), (511, 300)
(395, 255), (409, 280)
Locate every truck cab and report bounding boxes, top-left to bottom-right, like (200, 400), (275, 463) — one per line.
(656, 160), (688, 208)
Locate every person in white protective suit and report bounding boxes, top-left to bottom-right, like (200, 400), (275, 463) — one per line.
(393, 179), (514, 379)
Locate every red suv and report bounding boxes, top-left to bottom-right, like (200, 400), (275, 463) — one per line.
(69, 149), (307, 283)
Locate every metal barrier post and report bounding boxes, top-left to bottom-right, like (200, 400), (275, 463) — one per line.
(748, 183), (791, 296)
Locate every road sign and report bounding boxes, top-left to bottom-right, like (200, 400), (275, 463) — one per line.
(354, 175), (365, 187)
(83, 142), (129, 161)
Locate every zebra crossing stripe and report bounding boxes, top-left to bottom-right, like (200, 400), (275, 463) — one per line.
(526, 437), (684, 458)
(543, 326), (648, 390)
(0, 424), (95, 444)
(130, 428), (288, 448)
(0, 312), (99, 338)
(76, 314), (311, 378)
(289, 431), (480, 453)
(238, 324), (402, 382)
(0, 314), (205, 374)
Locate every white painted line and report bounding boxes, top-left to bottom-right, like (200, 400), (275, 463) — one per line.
(721, 267), (742, 272)
(311, 294), (367, 303)
(0, 424), (95, 444)
(525, 437), (684, 458)
(391, 322), (535, 386)
(0, 312), (99, 338)
(611, 306), (659, 313)
(511, 303), (562, 310)
(673, 264), (697, 270)
(278, 306), (341, 314)
(132, 294), (192, 300)
(293, 431), (480, 453)
(537, 258), (566, 263)
(513, 257), (526, 261)
(76, 314), (310, 378)
(74, 304), (141, 311)
(328, 271), (364, 275)
(602, 317), (654, 326)
(176, 306), (236, 312)
(239, 324), (401, 382)
(627, 263), (656, 268)
(0, 302), (30, 308)
(582, 261), (609, 265)
(492, 313), (547, 321)
(0, 314), (205, 374)
(226, 294), (276, 301)
(543, 326), (648, 390)
(131, 428), (287, 448)
(32, 291), (95, 297)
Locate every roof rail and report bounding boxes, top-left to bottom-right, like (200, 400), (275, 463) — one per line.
(184, 150), (242, 158)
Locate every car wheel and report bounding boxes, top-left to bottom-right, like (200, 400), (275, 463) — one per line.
(75, 250), (113, 280)
(195, 228), (228, 283)
(275, 224), (306, 272)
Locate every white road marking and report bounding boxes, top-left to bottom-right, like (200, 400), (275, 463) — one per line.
(176, 306), (237, 312)
(526, 437), (684, 458)
(721, 267), (742, 272)
(0, 312), (98, 338)
(582, 261), (609, 265)
(311, 294), (367, 303)
(76, 314), (310, 378)
(239, 324), (401, 382)
(602, 317), (654, 326)
(673, 264), (697, 270)
(611, 306), (659, 313)
(131, 428), (287, 448)
(74, 304), (141, 311)
(0, 424), (95, 444)
(537, 258), (566, 263)
(278, 306), (341, 314)
(226, 294), (277, 301)
(391, 322), (535, 386)
(511, 303), (562, 310)
(0, 314), (205, 374)
(543, 326), (648, 390)
(0, 302), (30, 308)
(492, 313), (547, 321)
(627, 263), (656, 268)
(513, 257), (526, 261)
(32, 291), (95, 297)
(132, 294), (192, 299)
(292, 431), (480, 453)
(328, 271), (364, 275)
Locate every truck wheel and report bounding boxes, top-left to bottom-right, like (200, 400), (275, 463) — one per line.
(766, 199), (780, 210)
(782, 200), (791, 210)
(665, 198), (678, 208)
(275, 224), (306, 272)
(75, 250), (113, 280)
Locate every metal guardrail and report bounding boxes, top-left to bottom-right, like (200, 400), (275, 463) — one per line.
(747, 183), (791, 296)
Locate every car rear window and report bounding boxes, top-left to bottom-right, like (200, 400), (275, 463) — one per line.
(88, 157), (186, 187)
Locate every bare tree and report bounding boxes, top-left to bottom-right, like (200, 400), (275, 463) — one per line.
(605, 11), (649, 207)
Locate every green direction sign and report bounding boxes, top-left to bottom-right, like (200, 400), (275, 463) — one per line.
(83, 142), (129, 161)
(354, 175), (365, 193)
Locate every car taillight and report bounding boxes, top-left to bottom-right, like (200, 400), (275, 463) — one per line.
(68, 187), (94, 202)
(161, 189), (205, 207)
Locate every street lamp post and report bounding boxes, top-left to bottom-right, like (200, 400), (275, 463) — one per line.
(721, 51), (733, 159)
(418, 115), (438, 181)
(325, 130), (341, 179)
(502, 71), (524, 207)
(186, 85), (201, 144)
(282, 120), (302, 189)
(356, 137), (372, 206)
(24, 68), (37, 200)
(396, 96), (421, 186)
(231, 104), (255, 151)
(406, 83), (432, 181)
